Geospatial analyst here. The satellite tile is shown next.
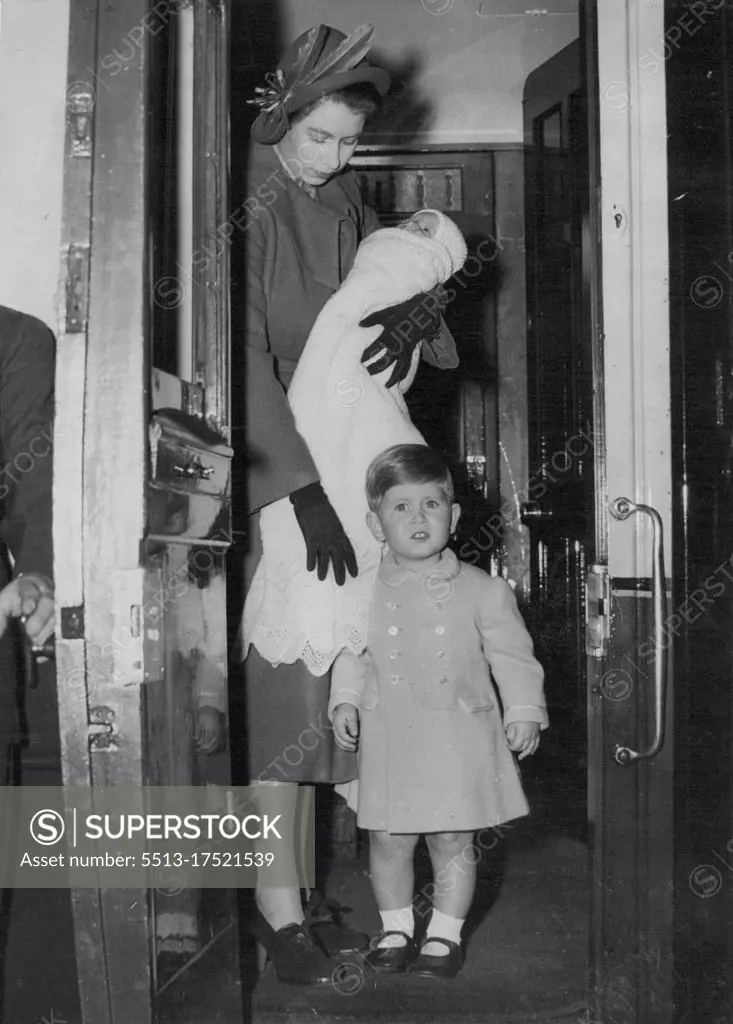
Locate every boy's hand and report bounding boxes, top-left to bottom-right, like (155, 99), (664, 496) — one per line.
(505, 721), (540, 760)
(196, 705), (224, 754)
(332, 703), (359, 752)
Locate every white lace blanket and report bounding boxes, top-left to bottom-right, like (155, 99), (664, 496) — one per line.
(241, 227), (456, 676)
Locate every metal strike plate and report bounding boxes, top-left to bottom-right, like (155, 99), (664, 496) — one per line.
(65, 245), (90, 335)
(586, 564), (610, 658)
(142, 568), (165, 683)
(106, 569), (145, 686)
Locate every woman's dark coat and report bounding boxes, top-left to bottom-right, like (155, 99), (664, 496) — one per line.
(236, 143), (456, 783)
(0, 306), (54, 771)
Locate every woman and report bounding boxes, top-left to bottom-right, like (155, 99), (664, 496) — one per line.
(238, 23), (457, 985)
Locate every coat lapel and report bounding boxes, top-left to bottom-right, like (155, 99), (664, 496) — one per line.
(250, 143), (361, 293)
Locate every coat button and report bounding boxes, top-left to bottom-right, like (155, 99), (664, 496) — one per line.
(388, 626), (399, 636)
(437, 651), (446, 659)
(438, 676), (448, 685)
(389, 649), (401, 659)
(435, 602), (443, 610)
(390, 674), (400, 684)
(435, 625), (445, 635)
(387, 601), (398, 611)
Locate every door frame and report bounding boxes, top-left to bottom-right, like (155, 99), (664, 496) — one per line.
(54, 1), (234, 1021)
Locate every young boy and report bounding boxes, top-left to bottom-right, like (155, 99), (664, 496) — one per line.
(330, 444), (548, 979)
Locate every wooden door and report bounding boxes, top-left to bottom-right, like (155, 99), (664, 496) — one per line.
(526, 3), (676, 1019)
(54, 2), (239, 1021)
(587, 2), (675, 1018)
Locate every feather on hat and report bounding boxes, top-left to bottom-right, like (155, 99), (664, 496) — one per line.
(249, 24), (390, 145)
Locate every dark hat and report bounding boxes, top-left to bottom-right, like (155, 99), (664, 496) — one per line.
(249, 24), (390, 146)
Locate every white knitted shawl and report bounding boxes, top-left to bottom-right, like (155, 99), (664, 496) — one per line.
(241, 222), (465, 675)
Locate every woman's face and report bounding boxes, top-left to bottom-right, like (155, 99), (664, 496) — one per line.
(278, 98), (366, 186)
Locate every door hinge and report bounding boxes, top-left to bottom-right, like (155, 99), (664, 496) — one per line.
(88, 705), (116, 750)
(65, 245), (90, 334)
(586, 564), (610, 658)
(66, 81), (94, 158)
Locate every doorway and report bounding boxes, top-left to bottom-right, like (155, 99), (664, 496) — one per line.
(230, 6), (589, 1021)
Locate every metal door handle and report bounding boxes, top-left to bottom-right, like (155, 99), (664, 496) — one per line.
(173, 460), (214, 480)
(608, 497), (668, 765)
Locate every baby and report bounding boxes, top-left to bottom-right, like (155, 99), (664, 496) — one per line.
(399, 209), (442, 237)
(241, 209), (467, 680)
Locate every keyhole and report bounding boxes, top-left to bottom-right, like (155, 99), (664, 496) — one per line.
(614, 212), (623, 228)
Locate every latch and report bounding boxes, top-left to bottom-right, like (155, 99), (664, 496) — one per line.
(586, 564), (610, 657)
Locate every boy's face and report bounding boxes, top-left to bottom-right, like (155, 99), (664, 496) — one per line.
(367, 480), (460, 564)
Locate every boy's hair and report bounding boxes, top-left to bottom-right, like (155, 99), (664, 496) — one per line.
(366, 444), (455, 511)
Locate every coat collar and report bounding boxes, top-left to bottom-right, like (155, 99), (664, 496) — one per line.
(378, 547), (461, 588)
(249, 143), (362, 291)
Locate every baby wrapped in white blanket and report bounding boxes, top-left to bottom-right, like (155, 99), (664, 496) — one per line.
(242, 209), (467, 676)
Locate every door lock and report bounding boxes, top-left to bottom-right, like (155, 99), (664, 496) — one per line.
(586, 565), (610, 658)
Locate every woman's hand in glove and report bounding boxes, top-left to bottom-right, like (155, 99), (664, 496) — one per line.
(360, 291), (444, 388)
(289, 481), (358, 586)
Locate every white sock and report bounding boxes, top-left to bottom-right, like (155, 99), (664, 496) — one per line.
(377, 905), (414, 948)
(422, 909), (464, 955)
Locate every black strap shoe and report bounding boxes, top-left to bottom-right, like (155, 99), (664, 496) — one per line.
(364, 930), (416, 973)
(253, 909), (333, 986)
(407, 937), (464, 979)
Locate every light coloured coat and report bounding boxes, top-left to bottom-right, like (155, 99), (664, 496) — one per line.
(330, 549), (548, 834)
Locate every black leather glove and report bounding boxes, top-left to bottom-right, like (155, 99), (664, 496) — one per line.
(360, 290), (445, 388)
(289, 481), (358, 586)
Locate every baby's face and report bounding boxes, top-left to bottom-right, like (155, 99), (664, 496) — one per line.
(399, 211), (440, 238)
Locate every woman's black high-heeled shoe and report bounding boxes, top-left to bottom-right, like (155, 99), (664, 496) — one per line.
(252, 907), (334, 986)
(304, 891), (369, 955)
